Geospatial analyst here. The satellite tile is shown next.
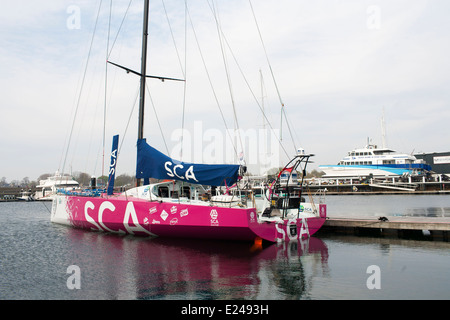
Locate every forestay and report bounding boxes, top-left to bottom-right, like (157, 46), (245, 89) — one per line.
(136, 139), (240, 186)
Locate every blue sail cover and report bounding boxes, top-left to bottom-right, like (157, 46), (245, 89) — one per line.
(107, 135), (119, 195)
(136, 139), (240, 186)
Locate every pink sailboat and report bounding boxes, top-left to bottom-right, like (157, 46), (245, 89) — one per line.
(52, 149), (327, 242)
(51, 0), (326, 243)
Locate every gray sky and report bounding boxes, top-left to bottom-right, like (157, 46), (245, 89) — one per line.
(1, 0), (449, 182)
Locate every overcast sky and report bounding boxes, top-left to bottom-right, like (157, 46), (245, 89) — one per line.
(1, 0), (449, 182)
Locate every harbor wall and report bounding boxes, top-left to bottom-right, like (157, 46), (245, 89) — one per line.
(0, 187), (36, 201)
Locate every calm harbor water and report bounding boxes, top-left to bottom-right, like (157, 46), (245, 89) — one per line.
(0, 196), (449, 300)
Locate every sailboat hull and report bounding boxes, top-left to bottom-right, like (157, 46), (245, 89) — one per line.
(52, 194), (326, 243)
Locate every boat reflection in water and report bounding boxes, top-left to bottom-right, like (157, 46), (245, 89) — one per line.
(63, 228), (329, 300)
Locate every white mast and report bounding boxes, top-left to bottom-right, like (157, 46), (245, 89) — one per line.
(381, 107), (387, 148)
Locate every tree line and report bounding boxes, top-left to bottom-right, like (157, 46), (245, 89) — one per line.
(0, 172), (136, 188)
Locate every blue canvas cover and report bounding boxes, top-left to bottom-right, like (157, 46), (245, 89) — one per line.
(107, 135), (119, 195)
(136, 139), (240, 186)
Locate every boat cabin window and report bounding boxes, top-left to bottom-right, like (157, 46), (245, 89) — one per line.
(373, 149), (395, 155)
(158, 186), (169, 197)
(157, 185), (194, 199)
(181, 186), (190, 198)
(350, 151), (374, 156)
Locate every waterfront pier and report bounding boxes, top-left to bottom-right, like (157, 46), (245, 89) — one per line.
(320, 216), (450, 241)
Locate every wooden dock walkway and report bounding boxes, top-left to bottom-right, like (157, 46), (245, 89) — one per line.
(321, 216), (450, 240)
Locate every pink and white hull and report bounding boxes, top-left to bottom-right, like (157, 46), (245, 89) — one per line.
(51, 193), (326, 243)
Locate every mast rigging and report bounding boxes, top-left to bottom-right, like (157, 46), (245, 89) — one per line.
(107, 0), (184, 186)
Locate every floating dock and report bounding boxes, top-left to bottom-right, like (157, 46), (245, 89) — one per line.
(320, 216), (450, 241)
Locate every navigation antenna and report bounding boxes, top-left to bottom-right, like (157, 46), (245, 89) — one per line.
(381, 107), (387, 148)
